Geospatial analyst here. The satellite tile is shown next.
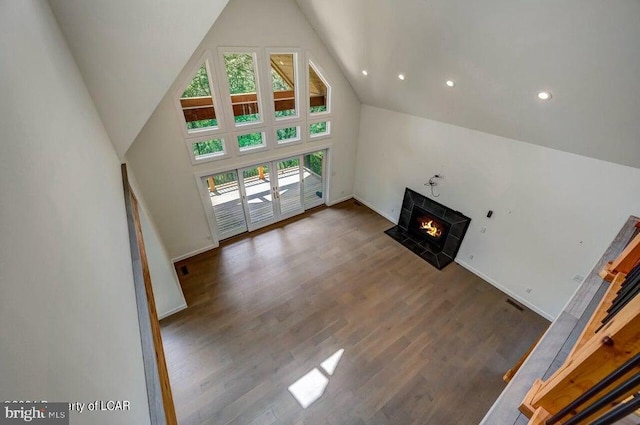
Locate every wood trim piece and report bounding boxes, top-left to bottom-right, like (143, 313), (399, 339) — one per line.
(608, 230), (640, 275)
(600, 226), (640, 281)
(504, 335), (543, 383)
(568, 272), (627, 358)
(530, 290), (640, 416)
(122, 164), (177, 425)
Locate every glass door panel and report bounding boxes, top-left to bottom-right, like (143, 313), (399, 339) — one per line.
(205, 171), (247, 240)
(241, 164), (275, 228)
(276, 157), (303, 217)
(303, 150), (325, 209)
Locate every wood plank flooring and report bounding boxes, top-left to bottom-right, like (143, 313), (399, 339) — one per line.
(162, 200), (549, 425)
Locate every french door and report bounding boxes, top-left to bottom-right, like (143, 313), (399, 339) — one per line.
(202, 150), (325, 240)
(239, 156), (305, 231)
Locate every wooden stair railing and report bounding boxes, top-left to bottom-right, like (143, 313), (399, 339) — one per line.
(122, 164), (177, 425)
(519, 225), (640, 425)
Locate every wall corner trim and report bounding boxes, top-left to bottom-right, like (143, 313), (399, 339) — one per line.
(158, 303), (188, 320)
(172, 244), (217, 263)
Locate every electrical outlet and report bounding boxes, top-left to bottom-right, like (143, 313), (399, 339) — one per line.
(573, 274), (584, 283)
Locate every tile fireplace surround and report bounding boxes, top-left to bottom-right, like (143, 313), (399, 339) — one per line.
(385, 188), (471, 269)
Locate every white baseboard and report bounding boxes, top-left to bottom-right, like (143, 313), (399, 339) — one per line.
(326, 194), (354, 206)
(322, 194), (554, 321)
(456, 260), (555, 321)
(158, 302), (187, 320)
(171, 244), (216, 263)
(352, 195), (397, 224)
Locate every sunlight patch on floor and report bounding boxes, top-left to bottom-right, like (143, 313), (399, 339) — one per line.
(320, 348), (344, 376)
(288, 349), (345, 408)
(288, 368), (329, 408)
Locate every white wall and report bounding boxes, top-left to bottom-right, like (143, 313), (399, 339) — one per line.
(355, 105), (640, 320)
(126, 0), (361, 259)
(0, 2), (150, 423)
(49, 0), (230, 158)
(130, 171), (187, 319)
(140, 210), (187, 319)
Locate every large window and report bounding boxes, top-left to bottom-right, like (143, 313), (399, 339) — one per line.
(270, 52), (298, 120)
(222, 51), (263, 126)
(308, 60), (331, 116)
(177, 49), (333, 164)
(179, 57), (222, 135)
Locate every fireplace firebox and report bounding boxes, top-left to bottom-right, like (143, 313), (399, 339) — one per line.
(385, 188), (471, 269)
(408, 206), (451, 250)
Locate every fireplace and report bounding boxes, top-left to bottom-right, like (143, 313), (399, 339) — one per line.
(385, 188), (471, 270)
(408, 206), (451, 250)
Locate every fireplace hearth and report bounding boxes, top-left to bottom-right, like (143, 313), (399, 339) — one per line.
(385, 188), (471, 269)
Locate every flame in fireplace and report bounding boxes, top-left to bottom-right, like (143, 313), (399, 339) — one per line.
(420, 220), (442, 238)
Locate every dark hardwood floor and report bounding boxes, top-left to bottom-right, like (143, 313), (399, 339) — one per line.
(162, 200), (549, 425)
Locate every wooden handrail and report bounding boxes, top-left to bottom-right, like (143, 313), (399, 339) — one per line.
(122, 164), (177, 425)
(600, 228), (640, 281)
(520, 222), (640, 424)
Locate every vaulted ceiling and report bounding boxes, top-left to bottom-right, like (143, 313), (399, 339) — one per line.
(48, 0), (230, 158)
(295, 0), (640, 169)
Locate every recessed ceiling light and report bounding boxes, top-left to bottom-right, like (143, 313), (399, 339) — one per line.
(538, 91), (552, 100)
(446, 80), (455, 87)
(362, 70), (368, 76)
(398, 74), (405, 81)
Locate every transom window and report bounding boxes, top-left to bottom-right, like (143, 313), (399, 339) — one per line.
(276, 125), (301, 145)
(237, 131), (266, 153)
(192, 138), (225, 161)
(310, 120), (331, 139)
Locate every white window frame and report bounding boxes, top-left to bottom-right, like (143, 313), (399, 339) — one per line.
(265, 48), (302, 123)
(217, 47), (267, 131)
(185, 135), (230, 165)
(307, 55), (332, 119)
(308, 119), (331, 141)
(235, 128), (269, 155)
(274, 123), (303, 147)
(174, 50), (227, 139)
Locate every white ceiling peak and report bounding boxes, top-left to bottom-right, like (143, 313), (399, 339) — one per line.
(48, 0), (230, 158)
(295, 0), (640, 168)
